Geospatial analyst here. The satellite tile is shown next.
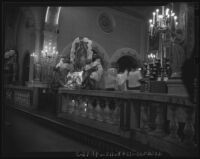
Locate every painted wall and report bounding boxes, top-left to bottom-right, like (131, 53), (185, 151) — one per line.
(57, 7), (146, 62)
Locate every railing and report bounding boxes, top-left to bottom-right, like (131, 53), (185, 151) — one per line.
(57, 88), (198, 157)
(5, 85), (37, 109)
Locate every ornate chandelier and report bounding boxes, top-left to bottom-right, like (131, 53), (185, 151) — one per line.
(148, 5), (178, 36)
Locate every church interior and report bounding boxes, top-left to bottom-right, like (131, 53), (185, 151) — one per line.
(2, 2), (200, 157)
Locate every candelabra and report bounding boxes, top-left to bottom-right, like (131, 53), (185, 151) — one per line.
(30, 52), (41, 81)
(40, 48), (59, 82)
(148, 4), (178, 81)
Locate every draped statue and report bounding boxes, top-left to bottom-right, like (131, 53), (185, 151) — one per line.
(54, 37), (104, 90)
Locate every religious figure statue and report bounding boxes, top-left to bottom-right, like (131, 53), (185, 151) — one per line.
(51, 56), (74, 89)
(54, 37), (104, 90)
(81, 51), (103, 89)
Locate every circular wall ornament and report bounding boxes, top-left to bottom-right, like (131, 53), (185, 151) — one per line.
(98, 12), (115, 33)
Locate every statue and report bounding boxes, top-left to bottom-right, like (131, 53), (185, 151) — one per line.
(51, 56), (74, 89)
(81, 51), (103, 89)
(55, 37), (104, 90)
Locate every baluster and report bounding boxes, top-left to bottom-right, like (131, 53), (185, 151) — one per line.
(80, 96), (88, 118)
(22, 93), (24, 105)
(112, 99), (120, 125)
(68, 96), (75, 114)
(150, 103), (166, 137)
(79, 96), (84, 116)
(18, 92), (19, 105)
(74, 96), (81, 116)
(165, 105), (181, 143)
(140, 102), (150, 132)
(62, 95), (68, 113)
(183, 107), (195, 147)
(88, 97), (95, 119)
(104, 98), (113, 124)
(95, 98), (104, 122)
(19, 91), (21, 105)
(26, 93), (28, 106)
(15, 91), (17, 104)
(27, 93), (29, 106)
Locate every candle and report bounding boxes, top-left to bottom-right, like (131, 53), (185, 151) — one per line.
(156, 9), (159, 22)
(158, 15), (163, 27)
(149, 19), (152, 33)
(164, 47), (166, 58)
(162, 6), (165, 16)
(153, 12), (156, 25)
(150, 24), (153, 36)
(170, 12), (175, 31)
(175, 22), (178, 29)
(160, 15), (163, 27)
(166, 8), (169, 16)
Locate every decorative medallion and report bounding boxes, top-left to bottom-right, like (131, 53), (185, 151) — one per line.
(98, 12), (115, 33)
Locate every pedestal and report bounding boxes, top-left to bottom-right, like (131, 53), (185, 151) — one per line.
(166, 79), (189, 96)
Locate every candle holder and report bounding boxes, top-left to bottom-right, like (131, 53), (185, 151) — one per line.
(148, 3), (178, 81)
(40, 49), (59, 83)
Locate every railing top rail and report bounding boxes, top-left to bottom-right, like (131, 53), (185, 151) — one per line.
(4, 85), (34, 91)
(58, 88), (195, 107)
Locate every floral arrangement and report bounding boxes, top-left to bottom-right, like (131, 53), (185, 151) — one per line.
(64, 71), (83, 89)
(70, 37), (93, 63)
(4, 50), (16, 59)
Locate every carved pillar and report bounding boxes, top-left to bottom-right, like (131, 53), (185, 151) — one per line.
(165, 105), (181, 143)
(88, 97), (95, 119)
(130, 100), (140, 129)
(140, 102), (150, 132)
(183, 107), (195, 146)
(112, 99), (120, 125)
(104, 98), (112, 124)
(68, 96), (75, 114)
(151, 103), (166, 137)
(95, 98), (104, 122)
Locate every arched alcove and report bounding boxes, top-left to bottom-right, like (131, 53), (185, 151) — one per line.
(117, 55), (138, 73)
(110, 48), (142, 70)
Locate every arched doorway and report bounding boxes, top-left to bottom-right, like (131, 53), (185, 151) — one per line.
(117, 55), (138, 73)
(22, 52), (30, 85)
(110, 48), (142, 73)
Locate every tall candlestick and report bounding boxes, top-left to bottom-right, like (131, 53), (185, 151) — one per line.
(150, 24), (153, 36)
(156, 9), (159, 22)
(166, 8), (169, 16)
(162, 6), (165, 16)
(153, 12), (155, 25)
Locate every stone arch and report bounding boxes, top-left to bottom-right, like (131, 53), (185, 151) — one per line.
(60, 39), (109, 68)
(110, 48), (142, 67)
